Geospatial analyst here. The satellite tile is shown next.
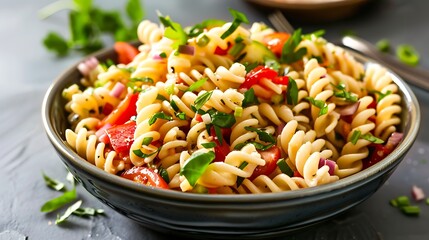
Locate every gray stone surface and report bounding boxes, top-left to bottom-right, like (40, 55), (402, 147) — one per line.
(1, 0), (429, 239)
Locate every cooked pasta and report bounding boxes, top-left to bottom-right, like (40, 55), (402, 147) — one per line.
(62, 10), (403, 194)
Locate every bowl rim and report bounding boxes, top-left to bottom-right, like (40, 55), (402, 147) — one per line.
(42, 45), (421, 203)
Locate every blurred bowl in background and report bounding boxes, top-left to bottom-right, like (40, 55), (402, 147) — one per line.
(245, 0), (371, 22)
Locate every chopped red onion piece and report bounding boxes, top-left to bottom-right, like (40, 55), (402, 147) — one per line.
(411, 185), (425, 201)
(276, 123), (285, 136)
(338, 102), (360, 116)
(110, 82), (126, 98)
(318, 158), (336, 175)
(86, 57), (99, 69)
(77, 62), (90, 76)
(386, 132), (404, 149)
(152, 54), (163, 60)
(178, 45), (195, 55)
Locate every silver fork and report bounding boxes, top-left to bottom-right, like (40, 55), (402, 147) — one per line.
(267, 10), (295, 33)
(267, 10), (429, 91)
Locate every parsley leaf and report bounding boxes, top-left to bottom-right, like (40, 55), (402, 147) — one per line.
(180, 151), (216, 187)
(332, 82), (358, 102)
(280, 28), (307, 64)
(242, 88), (259, 107)
(286, 78), (298, 105)
(158, 13), (188, 49)
(220, 8), (249, 39)
(244, 127), (276, 143)
(43, 32), (70, 56)
(306, 97), (328, 116)
(148, 112), (172, 125)
(193, 91), (213, 110)
(126, 0), (144, 27)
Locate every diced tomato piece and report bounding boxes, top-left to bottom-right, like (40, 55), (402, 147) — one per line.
(105, 121), (136, 154)
(99, 132), (110, 144)
(121, 166), (169, 189)
(293, 170), (303, 178)
(195, 113), (203, 122)
(364, 143), (392, 169)
(250, 146), (281, 180)
(114, 42), (139, 64)
(240, 66), (278, 89)
(102, 103), (114, 116)
(368, 100), (377, 109)
(272, 76), (289, 85)
(100, 93), (139, 128)
(262, 32), (290, 57)
(210, 127), (231, 162)
(214, 43), (231, 55)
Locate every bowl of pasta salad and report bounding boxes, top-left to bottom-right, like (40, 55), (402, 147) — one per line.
(42, 9), (420, 238)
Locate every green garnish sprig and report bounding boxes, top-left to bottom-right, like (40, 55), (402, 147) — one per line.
(41, 172), (104, 224)
(41, 0), (144, 56)
(280, 28), (307, 64)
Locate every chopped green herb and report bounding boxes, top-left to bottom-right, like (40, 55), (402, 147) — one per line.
(180, 151), (216, 187)
(197, 34), (210, 47)
(286, 78), (298, 105)
(401, 205), (420, 216)
(371, 90), (392, 103)
(220, 9), (249, 39)
(396, 44), (419, 66)
(170, 99), (179, 112)
(306, 97), (328, 116)
(148, 112), (172, 125)
(73, 207), (104, 217)
(244, 127), (276, 143)
(361, 133), (384, 144)
(158, 12), (188, 49)
(242, 88), (259, 107)
(234, 142), (274, 151)
(40, 189), (77, 213)
(280, 28), (307, 64)
(332, 82), (358, 102)
(277, 158), (293, 177)
(201, 142), (216, 148)
(158, 166), (170, 183)
(302, 29), (325, 40)
(187, 19), (225, 38)
(210, 111), (236, 128)
(175, 112), (187, 120)
(130, 77), (154, 84)
(236, 161), (249, 187)
(228, 42), (246, 58)
(133, 147), (159, 158)
(376, 39), (390, 53)
(142, 137), (153, 146)
(350, 130), (361, 144)
(213, 125), (223, 145)
(43, 172), (66, 191)
(243, 62), (259, 73)
(55, 200), (82, 224)
(156, 94), (167, 101)
(159, 52), (167, 58)
(187, 77), (208, 92)
(125, 0), (144, 28)
(193, 91), (213, 110)
(234, 107), (243, 117)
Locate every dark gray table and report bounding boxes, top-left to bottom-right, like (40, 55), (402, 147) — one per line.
(1, 0), (429, 239)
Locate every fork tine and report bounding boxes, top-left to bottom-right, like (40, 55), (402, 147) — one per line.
(268, 10), (295, 33)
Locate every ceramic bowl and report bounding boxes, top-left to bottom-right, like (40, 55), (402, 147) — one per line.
(42, 46), (420, 238)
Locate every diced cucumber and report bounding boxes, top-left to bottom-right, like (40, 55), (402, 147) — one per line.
(239, 40), (277, 64)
